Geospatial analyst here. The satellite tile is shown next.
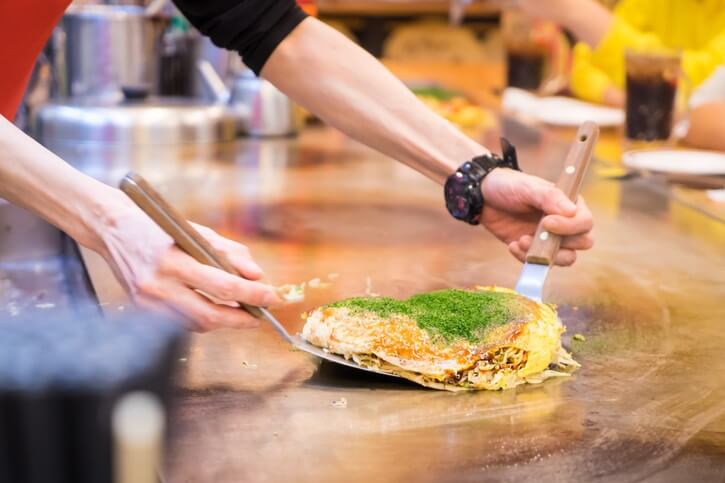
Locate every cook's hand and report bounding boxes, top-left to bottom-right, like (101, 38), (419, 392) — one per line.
(480, 168), (593, 266)
(92, 190), (280, 331)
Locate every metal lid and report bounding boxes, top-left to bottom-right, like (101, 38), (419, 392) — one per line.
(34, 99), (238, 145)
(65, 4), (147, 19)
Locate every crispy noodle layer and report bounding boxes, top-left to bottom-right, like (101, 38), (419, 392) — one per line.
(302, 287), (579, 392)
(350, 345), (578, 392)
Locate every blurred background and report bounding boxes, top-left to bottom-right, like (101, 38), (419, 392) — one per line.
(4, 1), (725, 482)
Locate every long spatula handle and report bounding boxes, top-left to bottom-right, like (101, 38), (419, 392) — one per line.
(119, 172), (265, 319)
(525, 121), (599, 265)
(119, 173), (297, 345)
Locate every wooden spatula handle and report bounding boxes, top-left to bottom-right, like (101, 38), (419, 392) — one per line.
(525, 121), (599, 265)
(120, 173), (265, 319)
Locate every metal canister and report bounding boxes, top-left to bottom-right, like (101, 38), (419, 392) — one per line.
(60, 5), (166, 101)
(197, 60), (303, 137)
(231, 68), (304, 137)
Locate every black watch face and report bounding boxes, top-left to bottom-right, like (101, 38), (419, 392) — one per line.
(444, 172), (482, 224)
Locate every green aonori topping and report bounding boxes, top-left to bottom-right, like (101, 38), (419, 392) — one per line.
(328, 289), (531, 342)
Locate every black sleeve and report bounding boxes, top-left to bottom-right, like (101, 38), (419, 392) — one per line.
(172, 0), (308, 75)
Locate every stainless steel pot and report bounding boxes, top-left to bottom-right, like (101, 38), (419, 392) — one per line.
(60, 5), (167, 101)
(33, 98), (239, 186)
(34, 99), (237, 146)
(197, 60), (303, 137)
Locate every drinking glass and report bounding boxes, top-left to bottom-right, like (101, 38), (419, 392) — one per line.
(625, 49), (682, 143)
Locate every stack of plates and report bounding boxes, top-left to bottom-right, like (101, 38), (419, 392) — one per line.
(502, 88), (625, 127)
(623, 149), (725, 193)
(622, 149), (725, 176)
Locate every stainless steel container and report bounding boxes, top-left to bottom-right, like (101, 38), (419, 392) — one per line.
(232, 68), (304, 137)
(34, 99), (237, 145)
(60, 5), (166, 101)
(33, 99), (239, 186)
(198, 61), (303, 137)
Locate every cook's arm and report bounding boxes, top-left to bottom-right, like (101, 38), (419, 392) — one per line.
(0, 115), (278, 330)
(171, 0), (483, 182)
(0, 115), (112, 251)
(171, 2), (593, 264)
(261, 18), (592, 265)
(261, 19), (485, 184)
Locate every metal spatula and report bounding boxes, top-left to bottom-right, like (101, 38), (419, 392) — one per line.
(119, 173), (398, 377)
(515, 122), (599, 302)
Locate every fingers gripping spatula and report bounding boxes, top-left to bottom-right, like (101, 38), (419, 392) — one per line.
(119, 173), (399, 377)
(514, 122), (599, 302)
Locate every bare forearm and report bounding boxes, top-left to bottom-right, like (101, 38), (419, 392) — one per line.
(562, 1), (613, 47)
(684, 102), (725, 151)
(262, 18), (487, 184)
(518, 0), (613, 47)
(0, 115), (121, 251)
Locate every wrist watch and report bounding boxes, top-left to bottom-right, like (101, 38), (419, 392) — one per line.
(444, 138), (521, 225)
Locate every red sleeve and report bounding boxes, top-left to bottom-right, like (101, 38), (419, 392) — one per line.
(0, 0), (70, 120)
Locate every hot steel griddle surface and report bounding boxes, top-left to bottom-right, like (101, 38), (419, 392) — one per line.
(60, 125), (725, 482)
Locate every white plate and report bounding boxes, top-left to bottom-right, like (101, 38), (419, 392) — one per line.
(502, 88), (624, 127)
(708, 189), (725, 202)
(622, 149), (725, 176)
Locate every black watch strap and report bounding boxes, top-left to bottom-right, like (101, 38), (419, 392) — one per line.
(500, 137), (520, 171)
(444, 138), (521, 225)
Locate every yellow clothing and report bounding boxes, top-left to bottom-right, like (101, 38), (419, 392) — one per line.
(571, 0), (725, 103)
